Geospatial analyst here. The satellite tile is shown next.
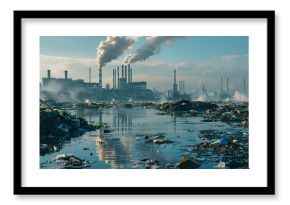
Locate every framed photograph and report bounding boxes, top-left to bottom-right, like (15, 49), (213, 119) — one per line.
(14, 10), (275, 195)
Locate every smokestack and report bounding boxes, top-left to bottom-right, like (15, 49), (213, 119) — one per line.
(117, 66), (119, 89)
(128, 64), (131, 83)
(47, 70), (51, 79)
(113, 69), (115, 89)
(130, 66), (133, 83)
(64, 70), (68, 79)
(122, 65), (124, 78)
(221, 77), (223, 92)
(89, 67), (91, 84)
(227, 77), (229, 94)
(125, 65), (127, 83)
(114, 69), (116, 89)
(99, 65), (102, 88)
(183, 80), (185, 94)
(174, 69), (176, 84)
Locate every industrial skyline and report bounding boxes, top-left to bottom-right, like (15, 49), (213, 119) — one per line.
(40, 36), (248, 94)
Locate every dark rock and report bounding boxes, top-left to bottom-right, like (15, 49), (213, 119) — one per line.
(176, 155), (201, 169)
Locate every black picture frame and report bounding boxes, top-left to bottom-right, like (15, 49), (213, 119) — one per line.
(14, 10), (275, 195)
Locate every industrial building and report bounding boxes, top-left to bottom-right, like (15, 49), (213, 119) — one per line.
(41, 64), (154, 102)
(167, 69), (190, 101)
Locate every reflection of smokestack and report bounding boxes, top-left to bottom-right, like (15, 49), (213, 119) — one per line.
(117, 66), (119, 89)
(227, 77), (229, 94)
(99, 65), (102, 88)
(64, 70), (68, 79)
(125, 65), (127, 83)
(89, 67), (91, 84)
(221, 77), (223, 92)
(47, 70), (51, 78)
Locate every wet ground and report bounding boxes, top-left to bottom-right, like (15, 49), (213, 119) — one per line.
(40, 104), (248, 169)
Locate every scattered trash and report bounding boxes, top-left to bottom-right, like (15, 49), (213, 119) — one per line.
(220, 138), (230, 146)
(215, 159), (226, 169)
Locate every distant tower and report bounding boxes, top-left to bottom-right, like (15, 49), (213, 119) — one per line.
(128, 64), (131, 83)
(183, 80), (185, 94)
(47, 70), (51, 79)
(98, 64), (102, 88)
(117, 66), (119, 89)
(125, 65), (127, 83)
(173, 69), (178, 99)
(202, 84), (206, 95)
(112, 69), (115, 89)
(64, 70), (68, 79)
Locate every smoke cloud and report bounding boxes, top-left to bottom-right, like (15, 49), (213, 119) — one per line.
(123, 36), (186, 64)
(96, 36), (137, 68)
(233, 91), (248, 102)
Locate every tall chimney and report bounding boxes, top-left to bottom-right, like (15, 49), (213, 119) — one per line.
(114, 69), (116, 89)
(174, 69), (176, 84)
(122, 65), (124, 78)
(128, 64), (131, 83)
(221, 77), (223, 92)
(117, 66), (119, 89)
(89, 67), (91, 84)
(128, 66), (130, 83)
(130, 66), (133, 83)
(98, 65), (102, 88)
(112, 69), (115, 89)
(64, 70), (68, 79)
(47, 70), (51, 78)
(226, 77), (229, 94)
(183, 80), (185, 94)
(125, 65), (127, 83)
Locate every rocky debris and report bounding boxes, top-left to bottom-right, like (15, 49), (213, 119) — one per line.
(158, 99), (219, 113)
(54, 154), (90, 169)
(144, 134), (175, 144)
(176, 155), (201, 169)
(40, 104), (96, 155)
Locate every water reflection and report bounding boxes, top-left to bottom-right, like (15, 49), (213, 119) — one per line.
(41, 107), (247, 169)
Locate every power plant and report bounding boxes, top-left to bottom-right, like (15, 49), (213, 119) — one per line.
(41, 64), (154, 102)
(41, 64), (247, 103)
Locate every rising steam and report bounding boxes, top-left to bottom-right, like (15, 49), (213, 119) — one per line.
(96, 36), (137, 68)
(233, 91), (248, 102)
(123, 36), (186, 64)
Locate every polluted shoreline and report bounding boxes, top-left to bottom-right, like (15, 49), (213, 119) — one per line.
(40, 99), (248, 169)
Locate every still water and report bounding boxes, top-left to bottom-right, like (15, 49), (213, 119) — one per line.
(40, 108), (247, 169)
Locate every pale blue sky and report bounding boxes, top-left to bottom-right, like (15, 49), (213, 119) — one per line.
(40, 36), (248, 93)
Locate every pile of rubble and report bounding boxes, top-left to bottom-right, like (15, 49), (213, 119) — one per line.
(40, 103), (96, 155)
(158, 99), (219, 113)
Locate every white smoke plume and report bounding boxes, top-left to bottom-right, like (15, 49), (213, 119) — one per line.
(196, 95), (207, 102)
(233, 91), (248, 102)
(123, 36), (186, 64)
(96, 36), (137, 68)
